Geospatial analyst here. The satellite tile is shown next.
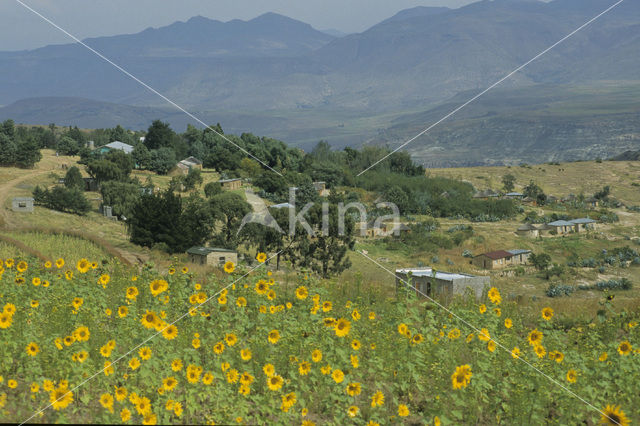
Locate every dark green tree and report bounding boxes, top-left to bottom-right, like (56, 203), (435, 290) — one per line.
(132, 143), (151, 170)
(64, 166), (84, 190)
(502, 174), (516, 192)
(144, 120), (176, 150)
(101, 181), (141, 218)
(149, 148), (176, 175)
(56, 136), (80, 156)
(183, 168), (203, 191)
(209, 192), (252, 248)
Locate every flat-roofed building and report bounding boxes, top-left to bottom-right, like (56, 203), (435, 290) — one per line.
(395, 268), (489, 300)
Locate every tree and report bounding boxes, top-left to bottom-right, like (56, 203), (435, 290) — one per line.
(299, 203), (355, 278)
(104, 150), (134, 177)
(132, 143), (151, 170)
(127, 190), (191, 253)
(523, 180), (546, 205)
(56, 136), (80, 156)
(144, 120), (176, 150)
(149, 148), (176, 175)
(32, 185), (90, 215)
(204, 182), (222, 198)
(209, 192), (252, 248)
(14, 137), (42, 168)
(101, 181), (141, 218)
(502, 174), (516, 192)
(64, 166), (84, 190)
(0, 133), (17, 165)
(183, 168), (203, 191)
(529, 252), (551, 271)
(86, 159), (125, 184)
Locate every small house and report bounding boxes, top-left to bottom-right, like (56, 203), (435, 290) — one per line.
(313, 181), (330, 197)
(472, 249), (531, 270)
(83, 177), (99, 192)
(546, 220), (575, 235)
(12, 197), (34, 213)
(219, 178), (242, 190)
(187, 247), (238, 266)
(381, 222), (411, 237)
(176, 157), (203, 175)
(395, 268), (489, 300)
(585, 197), (599, 208)
(473, 189), (500, 200)
(98, 141), (134, 155)
(515, 223), (539, 237)
(359, 219), (383, 238)
(569, 218), (597, 232)
(503, 192), (524, 200)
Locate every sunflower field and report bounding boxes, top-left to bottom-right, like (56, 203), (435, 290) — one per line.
(0, 254), (638, 425)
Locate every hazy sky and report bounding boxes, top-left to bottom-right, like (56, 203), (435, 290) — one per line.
(2, 0), (478, 51)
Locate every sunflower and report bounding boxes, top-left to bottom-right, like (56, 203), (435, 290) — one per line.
(268, 329), (280, 344)
(1, 308), (15, 326)
(181, 266), (189, 274)
(202, 372), (214, 385)
(118, 306), (128, 318)
(5, 258), (14, 268)
(32, 277), (41, 286)
(114, 386), (127, 402)
(55, 258), (64, 268)
(139, 347), (152, 361)
(126, 286), (139, 300)
(149, 279), (169, 297)
(478, 328), (491, 342)
(236, 297), (247, 308)
(74, 326), (90, 342)
(186, 365), (202, 384)
(281, 392), (297, 410)
(240, 372), (254, 386)
(16, 261), (28, 273)
(553, 351), (564, 363)
(541, 307), (554, 321)
(223, 261), (235, 273)
(332, 369), (345, 384)
(487, 340), (496, 352)
(99, 393), (114, 412)
(447, 328), (461, 339)
(140, 311), (159, 329)
(298, 361), (311, 376)
(479, 304), (487, 314)
(136, 397), (152, 416)
(600, 404), (630, 426)
(504, 318), (513, 328)
(371, 390), (384, 407)
(511, 347), (521, 359)
(534, 344), (546, 359)
(98, 274), (110, 287)
(76, 258), (90, 273)
(263, 364), (275, 377)
(397, 323), (409, 335)
(168, 267), (176, 275)
(8, 379), (17, 389)
(599, 352), (608, 362)
(213, 341), (225, 355)
(334, 318), (351, 337)
(129, 357), (141, 370)
(346, 382), (362, 396)
(256, 252), (267, 263)
(63, 335), (75, 346)
(347, 406), (359, 418)
(100, 344), (112, 358)
(322, 301), (332, 312)
(162, 325), (178, 340)
(451, 364), (472, 389)
(310, 349), (322, 363)
(120, 408), (131, 422)
(71, 297), (84, 310)
(398, 404), (410, 417)
(566, 369), (578, 383)
(226, 369), (239, 384)
(618, 341), (632, 356)
(351, 354), (360, 368)
(267, 375), (284, 391)
(527, 329), (543, 346)
(64, 270), (73, 280)
(351, 339), (361, 350)
(225, 333), (238, 346)
(487, 287), (502, 305)
(26, 342), (39, 357)
(255, 280), (269, 295)
(238, 348), (252, 361)
(50, 386), (73, 411)
(171, 359), (183, 371)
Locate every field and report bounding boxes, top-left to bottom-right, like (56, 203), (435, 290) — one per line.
(1, 155), (639, 424)
(0, 256), (638, 425)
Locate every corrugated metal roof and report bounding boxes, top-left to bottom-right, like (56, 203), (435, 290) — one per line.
(477, 250), (513, 260)
(569, 218), (596, 224)
(104, 141), (133, 154)
(218, 178), (241, 183)
(507, 249), (531, 255)
(547, 220), (574, 226)
(186, 247), (235, 255)
(396, 268), (480, 281)
(12, 197), (34, 201)
(270, 203), (293, 209)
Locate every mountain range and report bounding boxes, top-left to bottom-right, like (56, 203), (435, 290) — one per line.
(1, 0), (640, 164)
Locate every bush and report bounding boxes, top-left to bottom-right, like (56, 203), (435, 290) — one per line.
(596, 279), (633, 291)
(546, 284), (575, 297)
(32, 185), (91, 215)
